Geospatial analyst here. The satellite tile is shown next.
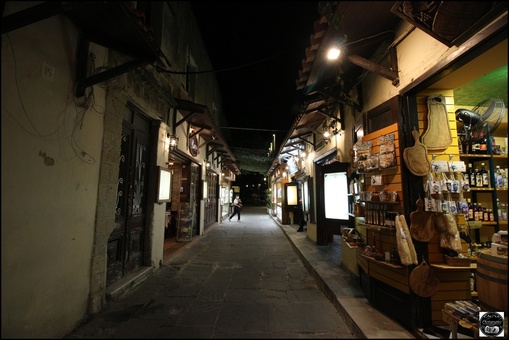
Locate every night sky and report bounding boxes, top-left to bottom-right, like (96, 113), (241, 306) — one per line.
(190, 1), (322, 152)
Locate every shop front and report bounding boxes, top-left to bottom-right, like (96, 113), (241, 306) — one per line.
(349, 19), (508, 330)
(273, 2), (507, 332)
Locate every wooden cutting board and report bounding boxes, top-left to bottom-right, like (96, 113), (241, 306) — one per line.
(409, 198), (434, 242)
(422, 95), (452, 150)
(403, 128), (431, 177)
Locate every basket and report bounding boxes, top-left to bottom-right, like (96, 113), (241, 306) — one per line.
(443, 255), (471, 267)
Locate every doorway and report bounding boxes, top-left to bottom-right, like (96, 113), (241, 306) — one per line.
(107, 110), (151, 286)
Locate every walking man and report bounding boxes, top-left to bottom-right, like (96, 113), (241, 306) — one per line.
(228, 194), (242, 222)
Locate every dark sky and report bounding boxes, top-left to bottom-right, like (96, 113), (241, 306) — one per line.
(190, 2), (322, 151)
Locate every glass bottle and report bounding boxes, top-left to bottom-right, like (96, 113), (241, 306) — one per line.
(488, 209), (494, 222)
(469, 164), (476, 188)
(475, 168), (482, 188)
(479, 132), (487, 154)
(463, 163), (471, 187)
(501, 204), (507, 222)
(467, 199), (474, 221)
(495, 166), (504, 188)
(481, 163), (489, 188)
(473, 203), (479, 221)
(471, 132), (480, 154)
(458, 134), (464, 154)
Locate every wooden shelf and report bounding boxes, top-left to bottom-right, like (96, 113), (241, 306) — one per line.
(361, 224), (397, 231)
(342, 237), (359, 249)
(459, 154), (491, 158)
(430, 263), (476, 270)
(359, 253), (403, 269)
(467, 187), (495, 192)
(360, 200), (400, 204)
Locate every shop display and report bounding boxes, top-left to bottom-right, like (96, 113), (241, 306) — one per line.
(378, 133), (397, 169)
(421, 95), (453, 150)
(353, 140), (380, 173)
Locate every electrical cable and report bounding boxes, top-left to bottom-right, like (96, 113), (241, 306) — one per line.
(154, 45), (304, 75)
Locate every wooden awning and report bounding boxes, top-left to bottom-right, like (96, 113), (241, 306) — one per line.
(174, 99), (240, 175)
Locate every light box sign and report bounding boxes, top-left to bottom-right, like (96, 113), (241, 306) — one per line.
(285, 183), (298, 206)
(324, 172), (349, 220)
(157, 167), (172, 203)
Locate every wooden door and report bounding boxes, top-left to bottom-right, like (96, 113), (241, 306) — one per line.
(107, 115), (150, 285)
(204, 170), (218, 227)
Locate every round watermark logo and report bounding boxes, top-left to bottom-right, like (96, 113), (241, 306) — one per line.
(479, 312), (504, 337)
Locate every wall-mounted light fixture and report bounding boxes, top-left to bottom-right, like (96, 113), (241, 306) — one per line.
(206, 161), (211, 169)
(322, 121), (331, 142)
(167, 133), (179, 151)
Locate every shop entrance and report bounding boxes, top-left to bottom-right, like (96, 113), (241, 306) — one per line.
(204, 170), (218, 227)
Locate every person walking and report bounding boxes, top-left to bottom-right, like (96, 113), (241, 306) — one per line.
(228, 194), (242, 222)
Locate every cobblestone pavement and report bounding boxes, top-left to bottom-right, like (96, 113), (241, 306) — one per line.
(64, 206), (355, 339)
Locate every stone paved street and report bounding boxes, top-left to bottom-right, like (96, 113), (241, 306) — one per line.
(64, 206), (355, 339)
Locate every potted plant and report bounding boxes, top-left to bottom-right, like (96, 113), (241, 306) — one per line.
(265, 188), (273, 214)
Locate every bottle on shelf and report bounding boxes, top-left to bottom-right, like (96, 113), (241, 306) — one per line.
(488, 209), (495, 222)
(475, 167), (482, 188)
(479, 132), (488, 154)
(471, 132), (480, 154)
(469, 164), (476, 188)
(463, 135), (472, 154)
(467, 199), (474, 221)
(496, 165), (504, 189)
(500, 203), (507, 222)
(473, 203), (479, 221)
(480, 163), (489, 188)
(464, 163), (472, 187)
(458, 134), (464, 154)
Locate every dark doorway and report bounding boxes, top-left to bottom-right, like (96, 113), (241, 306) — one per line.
(107, 110), (150, 286)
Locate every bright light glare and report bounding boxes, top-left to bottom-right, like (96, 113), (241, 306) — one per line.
(327, 47), (341, 60)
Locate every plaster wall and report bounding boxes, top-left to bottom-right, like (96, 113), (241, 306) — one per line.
(1, 1), (218, 337)
(1, 5), (103, 337)
(362, 22), (452, 112)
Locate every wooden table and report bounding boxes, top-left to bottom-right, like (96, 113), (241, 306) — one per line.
(441, 309), (479, 339)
